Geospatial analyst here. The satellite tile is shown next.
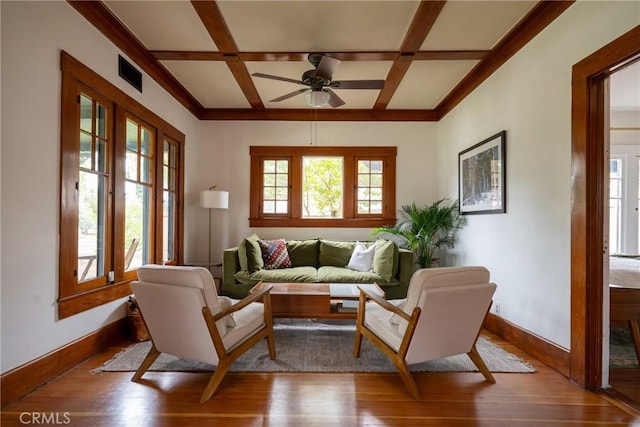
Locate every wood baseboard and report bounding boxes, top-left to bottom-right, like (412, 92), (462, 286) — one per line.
(484, 312), (570, 377)
(1, 317), (128, 407)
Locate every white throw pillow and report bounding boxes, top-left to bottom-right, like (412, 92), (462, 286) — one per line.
(346, 241), (376, 272)
(217, 296), (237, 327)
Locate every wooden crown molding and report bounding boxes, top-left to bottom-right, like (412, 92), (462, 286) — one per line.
(435, 0), (576, 117)
(67, 0), (203, 117)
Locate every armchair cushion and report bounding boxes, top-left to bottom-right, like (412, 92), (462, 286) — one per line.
(217, 296), (237, 327)
(221, 300), (265, 351)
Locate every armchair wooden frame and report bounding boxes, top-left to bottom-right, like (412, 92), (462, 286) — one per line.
(353, 287), (495, 401)
(132, 284), (275, 403)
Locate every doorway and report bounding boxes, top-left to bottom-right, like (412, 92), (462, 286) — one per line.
(570, 24), (639, 408)
(606, 61), (640, 407)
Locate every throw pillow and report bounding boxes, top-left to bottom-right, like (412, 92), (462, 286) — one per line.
(258, 239), (292, 270)
(319, 239), (356, 267)
(286, 239), (319, 267)
(217, 296), (237, 327)
(346, 241), (376, 272)
(373, 239), (395, 282)
(238, 233), (263, 272)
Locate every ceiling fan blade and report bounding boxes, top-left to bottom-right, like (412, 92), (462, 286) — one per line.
(314, 55), (341, 81)
(252, 72), (305, 85)
(327, 89), (346, 108)
(330, 80), (385, 90)
(269, 88), (310, 103)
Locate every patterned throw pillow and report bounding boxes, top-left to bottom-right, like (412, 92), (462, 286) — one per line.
(258, 239), (292, 270)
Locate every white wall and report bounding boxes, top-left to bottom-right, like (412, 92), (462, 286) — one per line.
(436, 1), (639, 348)
(0, 1), (201, 373)
(196, 120), (439, 262)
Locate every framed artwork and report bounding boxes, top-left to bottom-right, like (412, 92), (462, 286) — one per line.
(458, 130), (506, 215)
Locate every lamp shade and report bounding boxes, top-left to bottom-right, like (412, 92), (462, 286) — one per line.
(305, 90), (330, 108)
(200, 189), (229, 209)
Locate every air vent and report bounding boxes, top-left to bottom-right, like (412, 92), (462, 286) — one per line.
(118, 55), (142, 92)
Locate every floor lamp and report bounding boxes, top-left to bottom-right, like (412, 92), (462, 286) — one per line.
(200, 186), (229, 272)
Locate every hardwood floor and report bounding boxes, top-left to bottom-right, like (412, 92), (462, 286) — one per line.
(610, 368), (640, 409)
(1, 331), (639, 426)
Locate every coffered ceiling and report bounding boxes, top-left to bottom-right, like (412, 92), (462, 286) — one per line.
(69, 1), (575, 121)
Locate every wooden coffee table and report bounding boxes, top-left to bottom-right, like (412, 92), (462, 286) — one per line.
(249, 282), (385, 319)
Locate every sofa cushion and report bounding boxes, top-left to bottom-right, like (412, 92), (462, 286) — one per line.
(238, 233), (263, 272)
(346, 241), (376, 272)
(319, 239), (356, 267)
(258, 239), (292, 270)
(234, 266), (318, 285)
(317, 266), (385, 284)
(373, 239), (396, 282)
(286, 239), (319, 267)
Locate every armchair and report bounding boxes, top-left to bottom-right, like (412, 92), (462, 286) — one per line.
(130, 265), (275, 403)
(354, 266), (497, 401)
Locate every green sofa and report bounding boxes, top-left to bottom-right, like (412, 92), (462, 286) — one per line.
(222, 237), (414, 300)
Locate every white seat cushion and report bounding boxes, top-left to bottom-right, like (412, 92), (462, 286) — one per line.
(364, 300), (404, 352)
(222, 300), (265, 351)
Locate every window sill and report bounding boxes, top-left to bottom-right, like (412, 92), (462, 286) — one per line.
(57, 280), (133, 319)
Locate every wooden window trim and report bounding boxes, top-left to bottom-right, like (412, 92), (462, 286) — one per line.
(249, 146), (396, 228)
(59, 51), (185, 319)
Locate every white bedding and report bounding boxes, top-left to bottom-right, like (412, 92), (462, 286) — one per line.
(609, 256), (640, 289)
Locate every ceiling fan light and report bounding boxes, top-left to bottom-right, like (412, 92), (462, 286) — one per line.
(305, 90), (330, 108)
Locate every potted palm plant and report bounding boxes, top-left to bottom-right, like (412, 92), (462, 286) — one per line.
(371, 198), (467, 268)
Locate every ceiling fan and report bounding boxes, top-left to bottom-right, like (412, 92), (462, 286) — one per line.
(251, 53), (385, 108)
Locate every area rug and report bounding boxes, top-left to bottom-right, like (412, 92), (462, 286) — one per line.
(94, 319), (535, 374)
(610, 327), (640, 369)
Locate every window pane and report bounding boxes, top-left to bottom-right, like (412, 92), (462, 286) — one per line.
(276, 160), (288, 173)
(264, 160), (275, 173)
(126, 151), (137, 180)
(125, 182), (151, 270)
(276, 174), (288, 186)
(141, 127), (152, 156)
(264, 174), (276, 186)
(357, 159), (384, 215)
(96, 138), (107, 173)
(80, 132), (91, 168)
(163, 190), (175, 263)
(80, 95), (92, 132)
(275, 200), (288, 214)
(262, 159), (289, 215)
(609, 158), (623, 254)
(141, 156), (151, 184)
(77, 171), (106, 281)
(302, 156), (343, 218)
(126, 120), (138, 151)
(96, 103), (107, 138)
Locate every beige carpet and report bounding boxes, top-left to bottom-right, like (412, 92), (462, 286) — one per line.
(94, 319), (535, 374)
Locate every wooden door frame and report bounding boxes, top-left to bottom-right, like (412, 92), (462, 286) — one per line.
(570, 25), (640, 389)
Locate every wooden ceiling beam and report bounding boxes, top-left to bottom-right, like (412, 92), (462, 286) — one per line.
(191, 0), (264, 110)
(436, 0), (576, 117)
(67, 1), (203, 117)
(374, 0), (446, 110)
(199, 108), (439, 121)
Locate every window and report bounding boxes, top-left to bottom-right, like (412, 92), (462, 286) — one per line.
(250, 146), (396, 227)
(609, 153), (640, 255)
(609, 158), (623, 253)
(59, 52), (184, 318)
